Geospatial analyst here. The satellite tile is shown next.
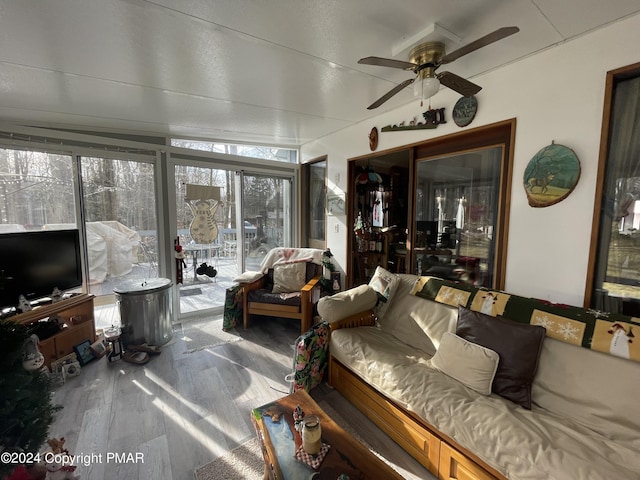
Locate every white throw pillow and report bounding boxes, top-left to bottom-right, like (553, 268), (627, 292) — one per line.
(368, 266), (399, 318)
(430, 332), (500, 395)
(272, 262), (308, 293)
(233, 271), (264, 283)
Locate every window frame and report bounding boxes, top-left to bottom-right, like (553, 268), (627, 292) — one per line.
(585, 61), (640, 310)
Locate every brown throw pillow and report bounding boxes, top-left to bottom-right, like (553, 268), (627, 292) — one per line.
(456, 305), (546, 409)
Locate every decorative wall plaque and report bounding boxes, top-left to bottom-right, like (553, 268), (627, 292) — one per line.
(368, 127), (378, 151)
(452, 95), (478, 127)
(523, 142), (581, 208)
(381, 107), (446, 132)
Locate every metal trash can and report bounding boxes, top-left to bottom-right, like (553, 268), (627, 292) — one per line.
(114, 278), (173, 347)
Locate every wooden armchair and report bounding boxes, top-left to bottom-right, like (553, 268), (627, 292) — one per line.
(240, 259), (323, 334)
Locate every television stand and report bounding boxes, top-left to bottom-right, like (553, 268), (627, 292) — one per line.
(11, 293), (96, 368)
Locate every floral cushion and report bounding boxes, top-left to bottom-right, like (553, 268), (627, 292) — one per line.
(290, 321), (330, 392)
(223, 285), (243, 331)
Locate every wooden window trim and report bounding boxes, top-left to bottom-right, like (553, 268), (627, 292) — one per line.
(584, 62), (640, 308)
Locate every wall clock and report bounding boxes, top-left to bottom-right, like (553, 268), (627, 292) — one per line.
(368, 127), (378, 151)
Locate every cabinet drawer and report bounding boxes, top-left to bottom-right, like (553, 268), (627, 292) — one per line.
(439, 443), (500, 480)
(54, 323), (95, 358)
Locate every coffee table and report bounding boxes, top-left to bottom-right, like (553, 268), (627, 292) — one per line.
(251, 389), (404, 480)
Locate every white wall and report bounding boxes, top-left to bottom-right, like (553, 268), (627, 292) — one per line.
(301, 14), (640, 306)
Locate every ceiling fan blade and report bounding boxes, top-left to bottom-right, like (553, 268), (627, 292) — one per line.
(367, 78), (415, 109)
(441, 26), (519, 64)
(437, 71), (482, 96)
(358, 56), (416, 70)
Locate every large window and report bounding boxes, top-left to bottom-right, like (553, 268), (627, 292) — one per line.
(0, 148), (75, 229)
(80, 156), (158, 293)
(589, 64), (640, 315)
(0, 128), (299, 322)
(171, 139), (298, 163)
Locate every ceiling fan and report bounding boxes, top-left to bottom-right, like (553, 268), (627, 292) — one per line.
(358, 26), (520, 109)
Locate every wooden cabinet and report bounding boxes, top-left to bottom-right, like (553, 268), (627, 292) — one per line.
(11, 294), (96, 367)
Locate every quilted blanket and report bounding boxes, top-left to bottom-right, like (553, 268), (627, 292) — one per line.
(412, 276), (640, 363)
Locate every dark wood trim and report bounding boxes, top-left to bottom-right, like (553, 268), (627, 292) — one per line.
(584, 62), (640, 308)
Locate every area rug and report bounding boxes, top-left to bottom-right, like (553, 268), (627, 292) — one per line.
(194, 400), (391, 480)
(178, 316), (243, 354)
(194, 438), (264, 480)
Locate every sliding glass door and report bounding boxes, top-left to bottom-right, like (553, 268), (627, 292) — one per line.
(242, 173), (293, 271)
(171, 162), (293, 318)
(80, 156), (159, 294)
(173, 164), (237, 315)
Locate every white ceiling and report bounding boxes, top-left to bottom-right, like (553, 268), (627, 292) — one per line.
(0, 0), (638, 147)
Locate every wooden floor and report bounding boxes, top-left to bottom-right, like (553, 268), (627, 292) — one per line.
(48, 315), (434, 480)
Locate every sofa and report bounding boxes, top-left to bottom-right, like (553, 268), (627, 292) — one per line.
(317, 268), (640, 480)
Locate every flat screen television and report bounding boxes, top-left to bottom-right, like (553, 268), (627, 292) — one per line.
(0, 229), (83, 310)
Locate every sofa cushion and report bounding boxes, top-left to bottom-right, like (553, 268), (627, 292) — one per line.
(378, 274), (457, 356)
(368, 266), (400, 317)
(317, 284), (378, 323)
(533, 336), (640, 441)
(430, 332), (499, 395)
(456, 305), (546, 409)
(331, 326), (640, 480)
(272, 262), (307, 293)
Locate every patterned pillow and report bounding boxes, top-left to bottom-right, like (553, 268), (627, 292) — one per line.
(290, 321), (330, 392)
(368, 266), (400, 318)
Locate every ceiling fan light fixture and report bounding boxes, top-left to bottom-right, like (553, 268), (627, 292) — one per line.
(422, 76), (440, 99)
(413, 71), (440, 101)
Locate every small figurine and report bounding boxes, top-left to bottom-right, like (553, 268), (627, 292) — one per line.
(22, 334), (45, 371)
(18, 295), (32, 312)
(51, 287), (63, 303)
(293, 404), (305, 432)
(44, 437), (78, 480)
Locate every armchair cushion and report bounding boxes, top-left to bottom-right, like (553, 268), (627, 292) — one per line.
(246, 289), (301, 306)
(272, 262), (308, 293)
(264, 261), (321, 290)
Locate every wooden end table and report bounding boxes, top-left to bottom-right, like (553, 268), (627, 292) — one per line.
(251, 389), (404, 480)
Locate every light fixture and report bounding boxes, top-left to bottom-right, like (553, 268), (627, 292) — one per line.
(413, 69), (440, 105)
